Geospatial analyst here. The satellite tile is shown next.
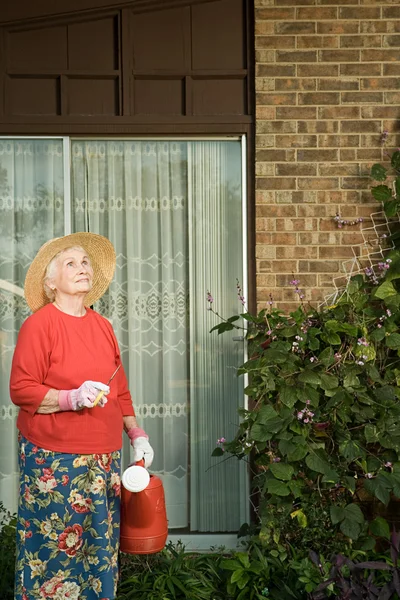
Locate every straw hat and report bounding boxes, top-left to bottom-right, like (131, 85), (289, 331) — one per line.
(24, 232), (116, 312)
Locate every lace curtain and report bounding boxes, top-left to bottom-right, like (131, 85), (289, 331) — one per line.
(0, 139), (65, 512)
(0, 137), (246, 533)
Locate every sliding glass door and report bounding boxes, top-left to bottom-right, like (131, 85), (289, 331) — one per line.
(0, 137), (248, 543)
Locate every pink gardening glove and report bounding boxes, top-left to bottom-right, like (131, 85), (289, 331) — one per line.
(127, 427), (154, 468)
(58, 381), (110, 411)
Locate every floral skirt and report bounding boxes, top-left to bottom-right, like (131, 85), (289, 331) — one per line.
(15, 435), (121, 600)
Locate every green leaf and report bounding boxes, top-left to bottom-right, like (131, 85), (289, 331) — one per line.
(321, 332), (342, 345)
(306, 452), (333, 476)
(320, 373), (339, 391)
(371, 184), (393, 202)
(384, 199), (400, 218)
(212, 447), (224, 457)
(250, 423), (273, 443)
(386, 333), (400, 349)
(339, 440), (363, 461)
(344, 503), (364, 524)
(370, 163), (388, 181)
(340, 519), (362, 540)
(318, 347), (336, 366)
(343, 476), (356, 494)
(257, 405), (278, 424)
(369, 517), (390, 539)
(270, 462), (294, 481)
(330, 506), (345, 525)
(363, 477), (391, 506)
(375, 280), (397, 300)
(298, 370), (321, 386)
(364, 424), (380, 444)
(392, 152), (400, 170)
(370, 327), (386, 342)
(343, 373), (360, 389)
(279, 385), (298, 408)
(236, 552), (250, 569)
(231, 568), (245, 584)
(266, 479), (290, 496)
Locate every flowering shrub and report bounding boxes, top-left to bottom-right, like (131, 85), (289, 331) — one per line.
(209, 254), (400, 556)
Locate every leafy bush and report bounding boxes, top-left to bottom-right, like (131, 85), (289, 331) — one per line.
(0, 502), (16, 600)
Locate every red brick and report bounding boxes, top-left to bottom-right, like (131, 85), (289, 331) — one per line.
(276, 134), (317, 148)
(298, 64), (339, 77)
(361, 78), (400, 90)
(256, 274), (276, 288)
(271, 261), (299, 273)
(319, 163), (360, 176)
(297, 149), (338, 161)
(318, 106), (360, 119)
(256, 149), (292, 161)
(297, 205), (330, 217)
(258, 120), (297, 133)
(276, 217), (318, 231)
(383, 64), (400, 76)
(299, 232), (340, 245)
(383, 35), (400, 48)
(340, 63), (381, 76)
(318, 134), (360, 147)
(297, 36), (339, 49)
(256, 177), (297, 190)
(341, 91), (384, 103)
(299, 260), (340, 273)
(299, 92), (340, 105)
(385, 92), (400, 104)
(340, 149), (357, 161)
(257, 36), (296, 49)
(277, 50), (317, 62)
(256, 7), (295, 19)
(255, 106), (275, 120)
(362, 49), (400, 62)
(256, 93), (297, 105)
(257, 65), (296, 77)
(319, 50), (360, 62)
(360, 21), (388, 34)
(275, 22), (316, 34)
(339, 6), (381, 19)
(298, 177), (339, 190)
(256, 205), (298, 217)
(340, 35), (381, 48)
(298, 121), (338, 133)
(318, 78), (359, 91)
(297, 7), (338, 19)
(270, 233), (297, 245)
(276, 107), (317, 119)
(341, 120), (381, 133)
(276, 246), (318, 259)
(276, 163), (317, 176)
(317, 22), (359, 35)
(275, 78), (316, 91)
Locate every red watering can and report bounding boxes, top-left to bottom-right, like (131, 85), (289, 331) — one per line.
(120, 460), (168, 554)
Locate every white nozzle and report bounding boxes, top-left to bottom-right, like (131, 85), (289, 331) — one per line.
(122, 464), (150, 493)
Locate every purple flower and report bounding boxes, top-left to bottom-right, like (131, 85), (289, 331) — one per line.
(206, 291), (214, 305)
(273, 457), (281, 463)
(365, 473), (373, 479)
(385, 461), (392, 468)
(290, 279), (300, 286)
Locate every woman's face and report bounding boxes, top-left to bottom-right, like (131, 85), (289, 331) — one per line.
(50, 248), (93, 298)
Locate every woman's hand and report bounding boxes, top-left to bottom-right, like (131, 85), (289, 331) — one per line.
(127, 427), (154, 468)
(58, 381), (110, 411)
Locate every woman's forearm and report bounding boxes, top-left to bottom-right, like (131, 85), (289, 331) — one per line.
(123, 415), (139, 432)
(36, 389), (61, 414)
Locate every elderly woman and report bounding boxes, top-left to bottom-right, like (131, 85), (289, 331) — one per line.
(9, 232), (153, 600)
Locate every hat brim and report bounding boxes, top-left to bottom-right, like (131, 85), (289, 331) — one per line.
(24, 232), (116, 312)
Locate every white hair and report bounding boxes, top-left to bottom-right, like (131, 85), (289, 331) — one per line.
(43, 245), (89, 302)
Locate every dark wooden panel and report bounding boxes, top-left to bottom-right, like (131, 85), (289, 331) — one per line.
(132, 7), (187, 70)
(7, 76), (60, 115)
(192, 0), (245, 70)
(6, 25), (68, 70)
(134, 78), (184, 115)
(67, 77), (119, 115)
(68, 16), (118, 70)
(192, 78), (246, 115)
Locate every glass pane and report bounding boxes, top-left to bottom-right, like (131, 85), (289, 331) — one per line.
(0, 138), (65, 512)
(70, 139), (246, 534)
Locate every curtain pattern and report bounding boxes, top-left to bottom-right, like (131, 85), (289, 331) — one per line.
(71, 141), (190, 528)
(0, 139), (64, 512)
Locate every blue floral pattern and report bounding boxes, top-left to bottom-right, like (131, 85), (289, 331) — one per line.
(15, 435), (121, 600)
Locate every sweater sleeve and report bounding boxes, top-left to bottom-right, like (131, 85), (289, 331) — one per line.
(104, 318), (135, 417)
(9, 313), (52, 415)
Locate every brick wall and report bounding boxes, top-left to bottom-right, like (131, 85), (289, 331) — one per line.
(255, 0), (400, 312)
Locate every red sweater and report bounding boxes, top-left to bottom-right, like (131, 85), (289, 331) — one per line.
(9, 303), (135, 454)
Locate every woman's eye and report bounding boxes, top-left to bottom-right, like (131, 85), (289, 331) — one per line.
(67, 262), (74, 267)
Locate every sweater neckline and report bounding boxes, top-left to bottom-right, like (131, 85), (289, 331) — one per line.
(49, 303), (91, 320)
